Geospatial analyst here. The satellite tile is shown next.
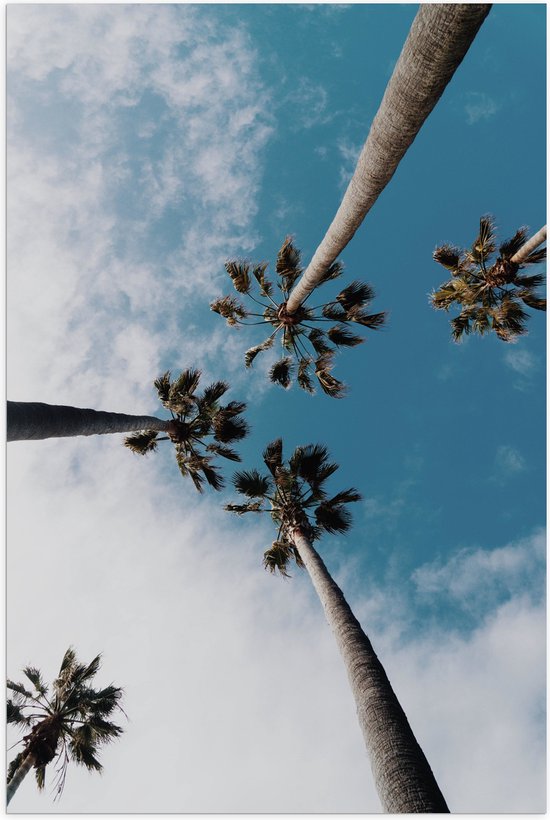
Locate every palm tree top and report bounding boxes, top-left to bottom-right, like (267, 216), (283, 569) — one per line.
(124, 368), (249, 492)
(431, 215), (546, 341)
(225, 438), (361, 576)
(211, 237), (386, 399)
(7, 647), (124, 800)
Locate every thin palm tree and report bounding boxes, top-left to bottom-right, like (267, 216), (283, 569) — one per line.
(285, 4), (491, 314)
(7, 647), (124, 805)
(431, 216), (546, 341)
(123, 369), (249, 492)
(225, 439), (449, 813)
(211, 237), (386, 398)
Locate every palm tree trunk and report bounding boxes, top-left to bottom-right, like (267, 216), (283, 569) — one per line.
(286, 4), (491, 313)
(291, 527), (449, 813)
(510, 225), (546, 265)
(7, 401), (172, 442)
(6, 751), (36, 805)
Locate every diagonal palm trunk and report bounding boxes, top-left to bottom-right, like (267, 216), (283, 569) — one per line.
(286, 4), (491, 313)
(7, 751), (37, 805)
(291, 527), (449, 813)
(7, 401), (172, 442)
(510, 225), (547, 265)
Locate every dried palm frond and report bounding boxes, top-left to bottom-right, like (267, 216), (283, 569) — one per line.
(270, 357), (294, 389)
(327, 325), (364, 347)
(336, 280), (375, 311)
(225, 261), (251, 294)
(124, 430), (159, 455)
(210, 295), (249, 325)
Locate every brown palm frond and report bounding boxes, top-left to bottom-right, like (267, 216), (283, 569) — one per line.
(224, 501), (263, 514)
(123, 430), (159, 455)
(316, 260), (344, 285)
(206, 443), (241, 462)
(327, 325), (364, 347)
(346, 308), (387, 329)
(499, 228), (528, 260)
(523, 248), (547, 266)
(276, 237), (302, 293)
(154, 371), (172, 405)
(212, 411), (248, 443)
(314, 502), (353, 534)
(252, 263), (273, 298)
(199, 381), (229, 409)
(270, 357), (294, 389)
(263, 438), (283, 475)
(470, 215), (496, 262)
(225, 260), (251, 294)
(516, 291), (546, 310)
(297, 358), (315, 394)
(244, 335), (275, 367)
(315, 355), (346, 399)
(263, 541), (295, 577)
(433, 244), (462, 272)
(232, 469), (271, 498)
(307, 328), (332, 356)
(210, 295), (249, 325)
(322, 303), (347, 321)
(336, 280), (375, 311)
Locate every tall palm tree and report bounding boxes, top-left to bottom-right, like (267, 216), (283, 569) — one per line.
(211, 238), (386, 398)
(123, 369), (248, 492)
(225, 439), (449, 813)
(7, 647), (124, 805)
(431, 216), (546, 341)
(285, 4), (491, 314)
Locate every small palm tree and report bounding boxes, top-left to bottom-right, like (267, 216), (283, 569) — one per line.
(225, 439), (449, 813)
(7, 647), (124, 805)
(211, 238), (386, 398)
(285, 5), (491, 314)
(124, 369), (249, 492)
(431, 216), (546, 341)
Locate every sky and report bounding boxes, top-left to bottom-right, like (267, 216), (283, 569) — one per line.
(6, 2), (546, 814)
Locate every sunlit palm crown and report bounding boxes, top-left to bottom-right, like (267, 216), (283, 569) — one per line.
(124, 369), (249, 492)
(211, 238), (386, 398)
(225, 438), (361, 576)
(7, 648), (124, 799)
(431, 215), (546, 342)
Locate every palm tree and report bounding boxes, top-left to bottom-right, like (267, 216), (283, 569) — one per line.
(7, 400), (174, 442)
(123, 369), (249, 492)
(225, 439), (449, 813)
(7, 647), (124, 805)
(285, 4), (491, 314)
(211, 238), (386, 398)
(510, 225), (547, 265)
(431, 216), (546, 341)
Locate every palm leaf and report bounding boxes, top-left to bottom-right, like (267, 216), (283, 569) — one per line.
(224, 501), (263, 515)
(315, 503), (353, 534)
(316, 260), (344, 285)
(297, 358), (315, 394)
(276, 237), (302, 293)
(270, 357), (294, 389)
(263, 438), (283, 475)
(336, 280), (375, 310)
(170, 368), (201, 398)
(210, 295), (249, 325)
(154, 371), (172, 405)
(307, 328), (332, 356)
(514, 273), (546, 289)
(471, 215), (496, 262)
(213, 412), (249, 443)
(517, 291), (546, 310)
(327, 325), (364, 347)
(233, 469), (271, 498)
(244, 335), (275, 368)
(225, 260), (251, 294)
(124, 430), (159, 455)
(322, 303), (347, 321)
(7, 680), (33, 698)
(22, 667), (47, 695)
(314, 355), (346, 399)
(523, 247), (547, 266)
(263, 541), (295, 577)
(433, 244), (462, 271)
(252, 263), (273, 298)
(200, 381), (229, 409)
(346, 307), (387, 329)
(206, 443), (241, 462)
(499, 228), (528, 260)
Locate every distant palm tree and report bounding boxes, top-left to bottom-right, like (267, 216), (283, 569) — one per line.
(225, 439), (449, 813)
(7, 647), (124, 805)
(211, 238), (386, 398)
(285, 4), (491, 314)
(124, 369), (249, 492)
(431, 216), (546, 341)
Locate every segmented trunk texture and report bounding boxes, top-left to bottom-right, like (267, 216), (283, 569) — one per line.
(6, 751), (36, 805)
(286, 4), (491, 313)
(292, 529), (449, 813)
(510, 225), (547, 265)
(7, 401), (171, 441)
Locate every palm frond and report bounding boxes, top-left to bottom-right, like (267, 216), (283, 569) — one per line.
(200, 381), (229, 409)
(263, 541), (295, 577)
(336, 280), (375, 311)
(317, 260), (344, 285)
(170, 368), (201, 398)
(315, 355), (346, 399)
(270, 357), (294, 389)
(514, 273), (546, 289)
(154, 371), (172, 405)
(315, 503), (353, 534)
(517, 291), (546, 310)
(252, 263), (273, 298)
(213, 411), (249, 443)
(326, 488), (361, 506)
(225, 260), (251, 294)
(322, 303), (347, 321)
(7, 700), (33, 727)
(276, 237), (302, 293)
(307, 328), (332, 356)
(327, 325), (364, 347)
(224, 501), (263, 515)
(346, 308), (387, 329)
(523, 247), (547, 266)
(499, 228), (528, 259)
(210, 295), (249, 325)
(297, 358), (315, 394)
(233, 469), (271, 498)
(263, 439), (283, 476)
(7, 680), (33, 699)
(124, 430), (159, 455)
(244, 335), (275, 367)
(471, 215), (496, 262)
(35, 765), (46, 791)
(206, 443), (241, 462)
(7, 752), (26, 784)
(433, 244), (462, 272)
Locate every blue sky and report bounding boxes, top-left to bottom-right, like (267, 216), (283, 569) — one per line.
(7, 3), (546, 813)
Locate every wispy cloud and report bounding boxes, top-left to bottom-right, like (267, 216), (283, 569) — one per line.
(284, 77), (332, 129)
(494, 444), (526, 477)
(463, 91), (500, 124)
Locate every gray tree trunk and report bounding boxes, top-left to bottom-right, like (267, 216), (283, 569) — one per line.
(510, 225), (546, 265)
(7, 401), (171, 442)
(6, 751), (36, 806)
(286, 4), (491, 313)
(291, 528), (449, 813)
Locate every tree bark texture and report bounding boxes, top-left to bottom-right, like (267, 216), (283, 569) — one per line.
(510, 225), (547, 265)
(286, 4), (491, 313)
(291, 529), (449, 813)
(7, 401), (171, 442)
(6, 751), (37, 806)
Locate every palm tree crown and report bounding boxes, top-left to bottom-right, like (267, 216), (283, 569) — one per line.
(211, 238), (386, 398)
(225, 438), (361, 575)
(7, 647), (124, 802)
(124, 369), (249, 492)
(431, 216), (546, 341)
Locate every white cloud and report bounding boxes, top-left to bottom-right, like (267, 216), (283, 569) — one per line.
(464, 91), (500, 124)
(494, 443), (526, 476)
(284, 77), (332, 130)
(504, 347), (537, 375)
